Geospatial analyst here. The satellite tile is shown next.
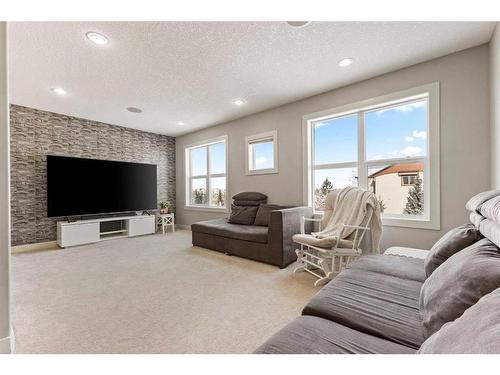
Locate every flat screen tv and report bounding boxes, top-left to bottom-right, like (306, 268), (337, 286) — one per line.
(47, 155), (157, 217)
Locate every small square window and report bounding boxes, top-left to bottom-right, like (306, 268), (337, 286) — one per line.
(245, 130), (278, 175)
(401, 174), (418, 186)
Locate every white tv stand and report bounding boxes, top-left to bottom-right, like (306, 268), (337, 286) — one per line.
(57, 214), (156, 248)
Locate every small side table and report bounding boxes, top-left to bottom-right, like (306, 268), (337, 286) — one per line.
(157, 213), (175, 234)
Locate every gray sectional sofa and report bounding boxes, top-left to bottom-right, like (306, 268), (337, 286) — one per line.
(255, 190), (500, 354)
(191, 192), (313, 268)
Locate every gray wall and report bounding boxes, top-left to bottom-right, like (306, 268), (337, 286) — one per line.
(0, 22), (12, 353)
(10, 105), (176, 246)
(176, 44), (491, 251)
(491, 23), (500, 188)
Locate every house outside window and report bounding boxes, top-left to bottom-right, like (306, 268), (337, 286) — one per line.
(369, 164), (424, 215)
(185, 135), (228, 211)
(303, 83), (440, 229)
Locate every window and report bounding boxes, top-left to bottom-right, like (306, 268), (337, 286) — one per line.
(245, 130), (278, 175)
(303, 83), (440, 229)
(401, 174), (418, 186)
(185, 136), (228, 211)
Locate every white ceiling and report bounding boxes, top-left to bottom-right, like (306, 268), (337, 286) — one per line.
(8, 22), (495, 136)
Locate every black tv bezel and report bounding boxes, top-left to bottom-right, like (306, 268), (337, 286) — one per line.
(46, 155), (158, 218)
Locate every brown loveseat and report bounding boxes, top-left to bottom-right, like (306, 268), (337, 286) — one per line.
(191, 192), (313, 268)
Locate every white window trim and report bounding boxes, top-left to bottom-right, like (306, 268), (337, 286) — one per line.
(184, 135), (229, 213)
(245, 130), (279, 175)
(302, 82), (440, 230)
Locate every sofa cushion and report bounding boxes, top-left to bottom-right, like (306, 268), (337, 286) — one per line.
(424, 224), (482, 277)
(302, 268), (424, 349)
(232, 192), (268, 201)
(254, 204), (293, 227)
(233, 199), (267, 207)
(228, 205), (259, 225)
(420, 238), (500, 339)
(465, 189), (500, 213)
(418, 287), (500, 354)
(479, 219), (500, 248)
(470, 211), (484, 227)
(347, 254), (426, 282)
(479, 195), (500, 223)
(292, 233), (354, 249)
(191, 218), (268, 243)
(254, 316), (416, 354)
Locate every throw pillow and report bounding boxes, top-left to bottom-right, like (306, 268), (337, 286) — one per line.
(232, 192), (268, 201)
(424, 224), (482, 277)
(418, 287), (500, 354)
(227, 205), (259, 225)
(419, 238), (500, 339)
(233, 199), (267, 207)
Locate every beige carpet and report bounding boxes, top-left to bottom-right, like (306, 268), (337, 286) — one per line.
(11, 230), (318, 353)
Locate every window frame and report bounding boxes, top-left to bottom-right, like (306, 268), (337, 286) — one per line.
(302, 82), (440, 230)
(184, 135), (229, 212)
(245, 130), (279, 175)
(401, 174), (418, 186)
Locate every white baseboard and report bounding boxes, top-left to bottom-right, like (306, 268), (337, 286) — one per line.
(11, 240), (59, 254)
(0, 334), (12, 354)
(13, 228), (191, 254)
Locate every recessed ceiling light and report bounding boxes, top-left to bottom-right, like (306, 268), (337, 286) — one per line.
(86, 31), (108, 45)
(50, 87), (67, 96)
(126, 107), (142, 113)
(338, 58), (354, 67)
(177, 122), (185, 126)
(232, 98), (246, 106)
(287, 21), (310, 28)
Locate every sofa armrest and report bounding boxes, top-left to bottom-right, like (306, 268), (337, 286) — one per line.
(269, 207), (314, 268)
(301, 217), (322, 234)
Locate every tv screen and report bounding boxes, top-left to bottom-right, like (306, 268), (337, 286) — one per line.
(47, 155), (157, 217)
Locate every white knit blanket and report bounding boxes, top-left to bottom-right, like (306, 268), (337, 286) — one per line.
(312, 186), (382, 253)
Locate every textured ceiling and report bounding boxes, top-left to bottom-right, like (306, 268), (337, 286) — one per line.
(8, 22), (495, 136)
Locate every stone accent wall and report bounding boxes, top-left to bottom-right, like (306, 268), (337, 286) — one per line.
(10, 104), (176, 246)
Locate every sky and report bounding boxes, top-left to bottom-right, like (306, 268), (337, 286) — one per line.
(313, 100), (427, 189)
(253, 141), (274, 169)
(190, 100), (427, 193)
(191, 142), (226, 192)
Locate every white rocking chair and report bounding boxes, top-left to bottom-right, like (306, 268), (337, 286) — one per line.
(293, 191), (378, 286)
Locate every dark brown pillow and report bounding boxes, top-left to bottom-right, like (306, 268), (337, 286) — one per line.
(232, 192), (267, 201)
(424, 224), (482, 277)
(254, 204), (292, 226)
(233, 199), (267, 207)
(419, 238), (500, 339)
(227, 205), (259, 225)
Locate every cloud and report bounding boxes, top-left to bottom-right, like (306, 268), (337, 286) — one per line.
(314, 121), (328, 128)
(400, 146), (423, 157)
(376, 100), (426, 116)
(396, 101), (427, 112)
(404, 130), (426, 142)
(256, 156), (268, 164)
(412, 130), (427, 139)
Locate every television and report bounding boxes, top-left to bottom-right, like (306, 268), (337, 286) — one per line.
(47, 155), (158, 217)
